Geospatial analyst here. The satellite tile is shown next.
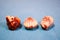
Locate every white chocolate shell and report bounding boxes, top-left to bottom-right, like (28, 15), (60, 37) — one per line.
(40, 16), (54, 30)
(24, 17), (38, 29)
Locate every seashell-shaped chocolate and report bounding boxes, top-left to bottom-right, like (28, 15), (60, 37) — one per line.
(6, 16), (20, 30)
(40, 16), (54, 30)
(24, 17), (38, 29)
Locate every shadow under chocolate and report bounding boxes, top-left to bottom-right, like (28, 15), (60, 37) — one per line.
(25, 25), (39, 31)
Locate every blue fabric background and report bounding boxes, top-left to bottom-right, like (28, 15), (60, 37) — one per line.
(0, 0), (60, 40)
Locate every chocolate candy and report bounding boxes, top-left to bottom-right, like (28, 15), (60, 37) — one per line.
(24, 17), (38, 29)
(40, 16), (54, 30)
(6, 16), (20, 30)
